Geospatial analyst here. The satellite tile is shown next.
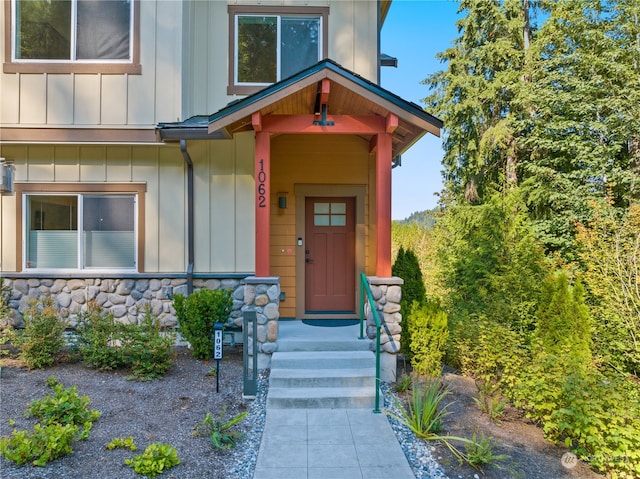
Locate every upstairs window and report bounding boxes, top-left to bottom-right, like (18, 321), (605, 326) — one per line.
(228, 6), (328, 95)
(5, 0), (140, 74)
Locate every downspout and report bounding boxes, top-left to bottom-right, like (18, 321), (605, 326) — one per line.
(180, 139), (194, 295)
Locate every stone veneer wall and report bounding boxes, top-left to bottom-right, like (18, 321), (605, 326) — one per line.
(365, 276), (404, 382)
(240, 276), (280, 370)
(1, 275), (282, 371)
(1, 276), (250, 330)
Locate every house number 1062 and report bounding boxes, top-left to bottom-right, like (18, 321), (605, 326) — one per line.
(257, 159), (267, 208)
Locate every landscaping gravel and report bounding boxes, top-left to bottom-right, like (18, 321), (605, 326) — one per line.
(0, 346), (447, 479)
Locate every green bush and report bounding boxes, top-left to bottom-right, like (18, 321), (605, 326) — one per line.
(408, 301), (448, 377)
(0, 278), (15, 356)
(0, 277), (11, 324)
(449, 315), (525, 393)
(27, 376), (101, 439)
(0, 376), (100, 467)
(392, 247), (427, 359)
(76, 303), (174, 380)
(125, 442), (180, 478)
(513, 353), (640, 478)
(17, 297), (67, 369)
(576, 200), (640, 377)
(173, 289), (233, 360)
(127, 308), (174, 380)
(0, 423), (78, 467)
(76, 302), (127, 371)
(535, 272), (591, 365)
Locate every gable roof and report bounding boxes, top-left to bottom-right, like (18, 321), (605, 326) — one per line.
(157, 59), (442, 158)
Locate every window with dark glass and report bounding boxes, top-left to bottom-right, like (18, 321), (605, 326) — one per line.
(235, 13), (321, 86)
(14, 0), (132, 62)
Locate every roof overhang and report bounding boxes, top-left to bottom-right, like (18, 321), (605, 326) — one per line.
(156, 59), (442, 158)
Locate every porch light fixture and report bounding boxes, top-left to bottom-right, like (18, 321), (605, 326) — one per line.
(278, 193), (288, 209)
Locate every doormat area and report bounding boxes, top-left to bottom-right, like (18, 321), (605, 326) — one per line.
(301, 319), (359, 327)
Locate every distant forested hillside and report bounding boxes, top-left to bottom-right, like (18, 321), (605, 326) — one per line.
(395, 209), (437, 229)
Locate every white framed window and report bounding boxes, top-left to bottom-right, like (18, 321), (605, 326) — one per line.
(5, 0), (140, 74)
(24, 193), (137, 271)
(228, 6), (328, 95)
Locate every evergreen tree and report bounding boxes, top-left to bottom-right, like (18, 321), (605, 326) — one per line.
(519, 0), (640, 256)
(392, 247), (427, 358)
(424, 0), (532, 202)
(535, 272), (592, 365)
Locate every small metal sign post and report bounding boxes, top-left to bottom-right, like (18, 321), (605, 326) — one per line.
(213, 323), (223, 393)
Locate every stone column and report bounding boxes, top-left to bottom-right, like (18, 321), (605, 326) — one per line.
(365, 276), (403, 382)
(241, 276), (280, 369)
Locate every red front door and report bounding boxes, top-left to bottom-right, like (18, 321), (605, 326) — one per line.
(305, 197), (356, 313)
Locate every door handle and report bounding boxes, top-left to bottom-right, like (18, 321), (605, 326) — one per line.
(305, 258), (313, 263)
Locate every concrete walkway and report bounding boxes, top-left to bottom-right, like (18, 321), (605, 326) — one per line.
(253, 408), (416, 479)
(253, 321), (416, 479)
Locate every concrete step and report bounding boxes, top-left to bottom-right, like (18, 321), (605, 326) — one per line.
(269, 367), (376, 388)
(270, 350), (375, 370)
(266, 386), (376, 409)
(276, 337), (371, 352)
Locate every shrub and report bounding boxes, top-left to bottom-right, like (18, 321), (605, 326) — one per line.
(173, 289), (233, 360)
(0, 277), (11, 325)
(450, 315), (525, 393)
(76, 303), (174, 380)
(27, 376), (101, 439)
(408, 301), (448, 377)
(0, 376), (100, 467)
(513, 353), (640, 478)
(392, 247), (427, 359)
(17, 297), (66, 369)
(0, 423), (78, 467)
(127, 308), (174, 380)
(125, 442), (180, 478)
(535, 272), (592, 366)
(106, 437), (137, 451)
(76, 302), (127, 371)
(576, 200), (640, 377)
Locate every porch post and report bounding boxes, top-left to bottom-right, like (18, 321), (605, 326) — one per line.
(375, 132), (392, 277)
(255, 129), (271, 277)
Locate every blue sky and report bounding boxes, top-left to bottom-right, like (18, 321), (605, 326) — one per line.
(381, 0), (460, 220)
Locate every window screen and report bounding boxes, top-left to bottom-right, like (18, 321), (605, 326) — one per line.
(15, 0), (132, 61)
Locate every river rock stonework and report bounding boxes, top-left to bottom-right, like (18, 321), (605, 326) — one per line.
(2, 276), (247, 330)
(240, 276), (280, 370)
(365, 276), (404, 382)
